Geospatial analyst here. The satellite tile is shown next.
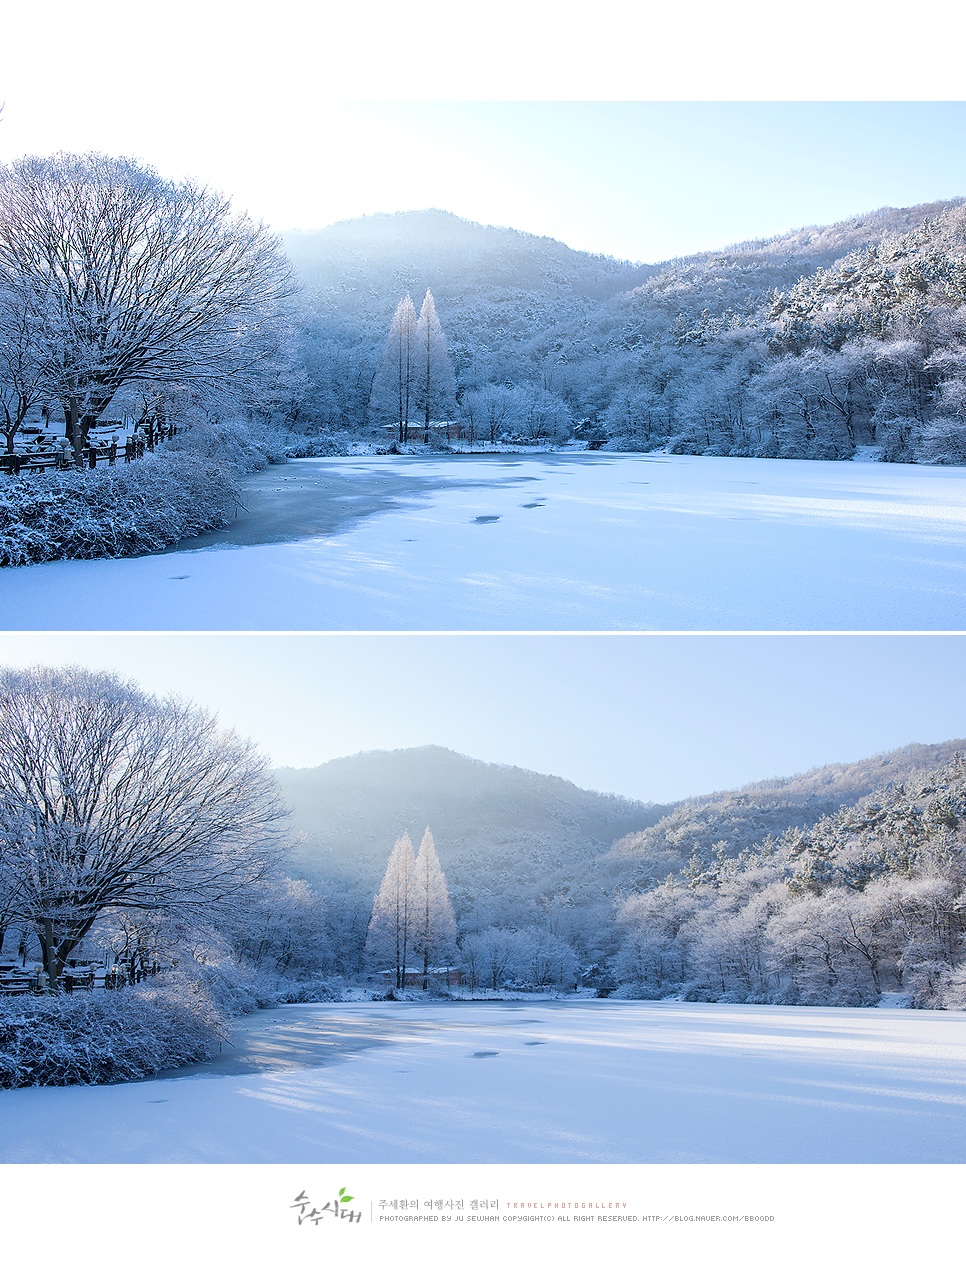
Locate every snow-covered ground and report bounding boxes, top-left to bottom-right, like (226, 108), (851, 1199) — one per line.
(3, 1000), (965, 1164)
(4, 453), (966, 629)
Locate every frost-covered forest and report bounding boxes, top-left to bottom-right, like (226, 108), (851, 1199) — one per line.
(284, 199), (966, 462)
(271, 740), (966, 1010)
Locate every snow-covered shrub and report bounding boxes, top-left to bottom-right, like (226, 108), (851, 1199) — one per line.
(916, 417), (966, 465)
(0, 414), (354, 567)
(925, 963), (966, 1010)
(609, 982), (667, 1000)
(281, 430), (355, 458)
(163, 417), (276, 472)
(0, 452), (242, 565)
(162, 958), (279, 1015)
(159, 927), (348, 1011)
(168, 959), (345, 1011)
(165, 416), (351, 467)
(269, 977), (343, 1004)
(876, 416), (920, 463)
(602, 434), (642, 452)
(682, 984), (717, 1002)
(0, 982), (225, 1088)
(806, 437), (846, 461)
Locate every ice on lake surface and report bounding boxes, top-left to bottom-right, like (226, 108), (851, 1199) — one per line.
(3, 1000), (965, 1164)
(4, 453), (966, 630)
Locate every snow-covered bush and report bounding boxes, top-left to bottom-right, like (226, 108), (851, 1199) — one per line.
(163, 417), (278, 473)
(0, 451), (242, 565)
(160, 955), (345, 1011)
(876, 416), (920, 463)
(166, 416), (353, 466)
(926, 963), (966, 1010)
(916, 416), (966, 465)
(269, 977), (344, 1003)
(609, 982), (668, 1000)
(0, 980), (225, 1088)
(0, 415), (354, 567)
(280, 430), (356, 458)
(161, 958), (279, 1016)
(0, 958), (348, 1089)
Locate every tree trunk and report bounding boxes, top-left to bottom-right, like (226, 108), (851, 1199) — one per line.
(68, 397), (83, 468)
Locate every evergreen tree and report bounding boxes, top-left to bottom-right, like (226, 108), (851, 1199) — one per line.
(414, 290), (456, 427)
(368, 294), (419, 443)
(364, 832), (416, 988)
(411, 828), (457, 986)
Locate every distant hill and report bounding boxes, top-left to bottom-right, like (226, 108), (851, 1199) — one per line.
(272, 739), (966, 974)
(283, 208), (656, 309)
(285, 200), (966, 292)
(277, 745), (670, 906)
(276, 738), (966, 903)
(682, 199), (965, 270)
(608, 739), (966, 888)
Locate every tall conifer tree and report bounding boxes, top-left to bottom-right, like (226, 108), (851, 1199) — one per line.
(365, 832), (417, 988)
(368, 293), (419, 443)
(411, 828), (457, 987)
(414, 290), (456, 427)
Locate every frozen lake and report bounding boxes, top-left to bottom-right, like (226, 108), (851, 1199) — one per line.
(2, 1000), (964, 1164)
(3, 453), (966, 629)
(1, 457), (964, 635)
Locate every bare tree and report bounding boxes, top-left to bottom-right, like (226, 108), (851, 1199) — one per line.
(459, 926), (517, 991)
(0, 152), (296, 461)
(0, 664), (289, 989)
(459, 383), (518, 445)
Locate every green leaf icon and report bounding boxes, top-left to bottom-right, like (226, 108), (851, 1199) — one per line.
(340, 1188), (354, 1203)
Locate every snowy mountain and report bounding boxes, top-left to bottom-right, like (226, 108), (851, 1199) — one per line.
(277, 744), (668, 894)
(277, 738), (966, 907)
(283, 208), (656, 307)
(284, 201), (963, 299)
(608, 738), (966, 887)
(270, 740), (966, 992)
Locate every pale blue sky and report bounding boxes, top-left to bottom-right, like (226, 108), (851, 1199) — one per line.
(2, 98), (962, 263)
(1, 2), (962, 262)
(0, 633), (962, 804)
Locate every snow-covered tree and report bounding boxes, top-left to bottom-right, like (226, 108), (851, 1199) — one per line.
(414, 290), (455, 426)
(410, 828), (457, 986)
(508, 927), (580, 988)
(364, 832), (417, 988)
(0, 281), (48, 453)
(0, 664), (288, 989)
(368, 294), (420, 442)
(217, 876), (331, 977)
(512, 385), (573, 445)
(460, 925), (518, 990)
(459, 383), (518, 445)
(0, 152), (294, 459)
